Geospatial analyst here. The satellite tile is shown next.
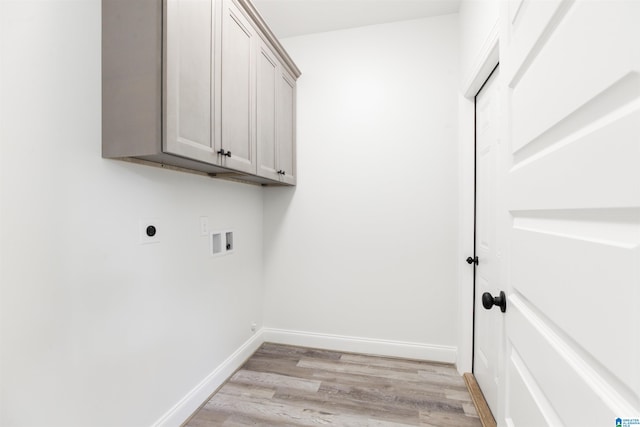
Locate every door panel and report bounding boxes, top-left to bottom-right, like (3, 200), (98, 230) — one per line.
(501, 0), (640, 424)
(510, 1), (639, 153)
(511, 225), (639, 397)
(509, 110), (640, 210)
(507, 348), (561, 427)
(504, 0), (568, 88)
(221, 0), (256, 173)
(164, 0), (216, 162)
(508, 297), (636, 425)
(474, 68), (501, 414)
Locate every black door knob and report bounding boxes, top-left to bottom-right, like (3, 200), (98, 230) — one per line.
(466, 256), (478, 265)
(482, 291), (506, 313)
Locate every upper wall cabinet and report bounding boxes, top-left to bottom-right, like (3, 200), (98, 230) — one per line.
(102, 0), (301, 186)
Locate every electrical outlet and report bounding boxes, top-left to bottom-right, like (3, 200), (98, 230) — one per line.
(250, 322), (257, 332)
(139, 219), (161, 244)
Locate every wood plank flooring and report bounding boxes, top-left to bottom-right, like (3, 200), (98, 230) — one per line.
(185, 343), (482, 426)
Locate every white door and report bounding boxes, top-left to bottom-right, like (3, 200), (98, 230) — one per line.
(474, 67), (501, 415)
(499, 1), (640, 425)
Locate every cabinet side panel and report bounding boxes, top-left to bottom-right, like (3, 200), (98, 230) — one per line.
(102, 0), (162, 157)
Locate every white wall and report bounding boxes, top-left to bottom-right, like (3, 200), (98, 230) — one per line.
(263, 15), (460, 359)
(0, 2), (264, 426)
(0, 2), (474, 424)
(456, 0), (499, 373)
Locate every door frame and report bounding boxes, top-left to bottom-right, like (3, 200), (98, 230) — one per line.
(471, 62), (500, 376)
(456, 22), (499, 374)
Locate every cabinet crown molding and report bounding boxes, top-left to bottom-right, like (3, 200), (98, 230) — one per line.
(236, 0), (301, 79)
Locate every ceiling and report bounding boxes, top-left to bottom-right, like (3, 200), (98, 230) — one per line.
(252, 0), (461, 39)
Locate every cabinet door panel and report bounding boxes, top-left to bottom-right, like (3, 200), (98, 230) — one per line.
(221, 0), (256, 174)
(165, 0), (216, 162)
(278, 70), (296, 184)
(256, 41), (279, 181)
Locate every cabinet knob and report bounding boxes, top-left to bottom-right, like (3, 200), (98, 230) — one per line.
(225, 151), (232, 157)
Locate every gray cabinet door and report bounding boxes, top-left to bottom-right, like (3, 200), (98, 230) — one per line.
(277, 69), (296, 185)
(221, 0), (257, 174)
(256, 40), (280, 181)
(164, 0), (219, 164)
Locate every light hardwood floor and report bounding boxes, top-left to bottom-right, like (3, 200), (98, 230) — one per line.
(185, 343), (482, 426)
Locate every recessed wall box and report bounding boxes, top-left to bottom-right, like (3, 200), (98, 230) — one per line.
(211, 232), (223, 256)
(225, 231), (234, 252)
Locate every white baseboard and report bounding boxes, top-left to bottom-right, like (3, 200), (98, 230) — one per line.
(262, 328), (457, 364)
(152, 331), (264, 427)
